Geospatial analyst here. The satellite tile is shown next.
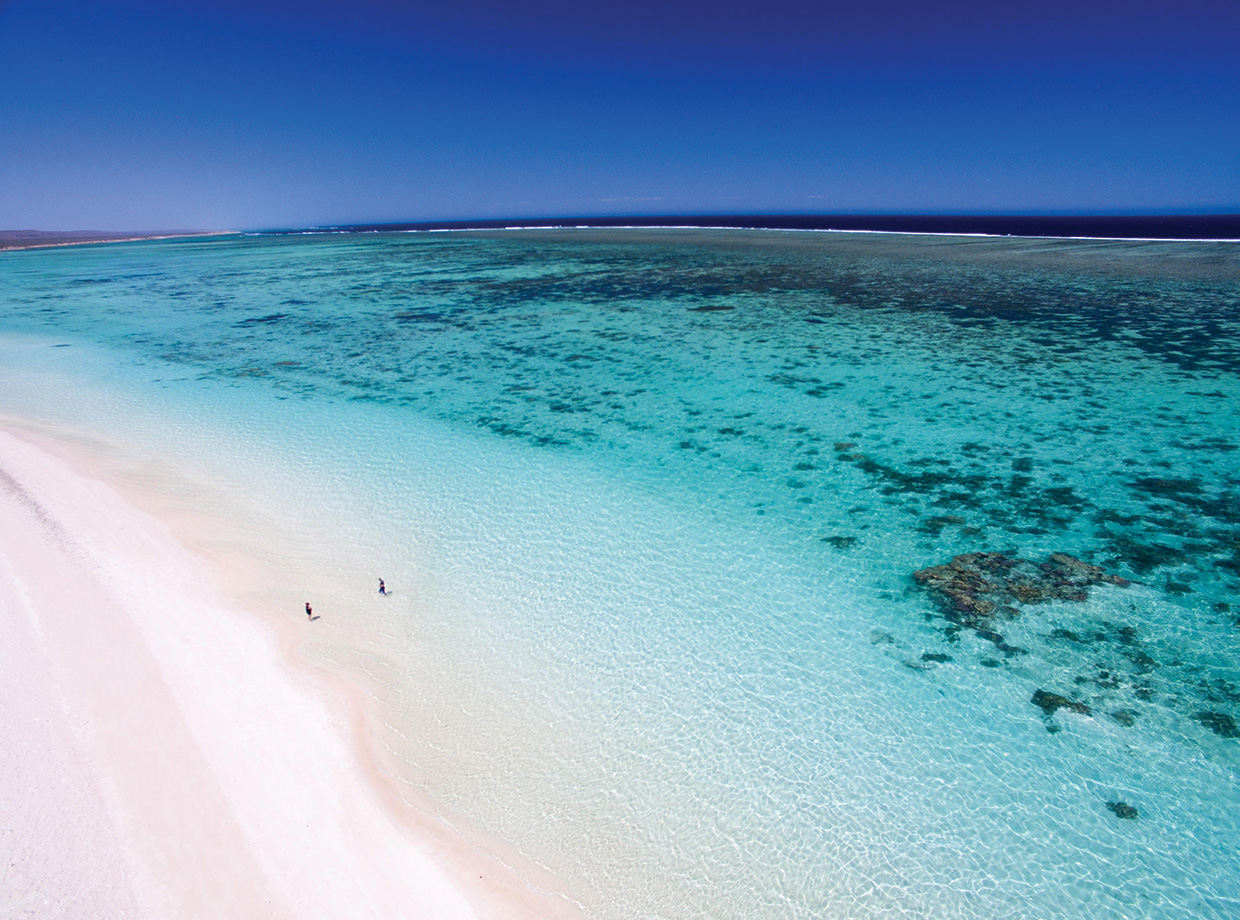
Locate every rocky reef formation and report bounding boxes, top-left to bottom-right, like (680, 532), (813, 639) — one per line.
(912, 552), (1148, 729)
(1031, 689), (1091, 717)
(1194, 710), (1239, 738)
(1107, 800), (1139, 820)
(913, 552), (1130, 654)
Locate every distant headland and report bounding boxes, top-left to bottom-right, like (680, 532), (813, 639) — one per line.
(0, 230), (233, 251)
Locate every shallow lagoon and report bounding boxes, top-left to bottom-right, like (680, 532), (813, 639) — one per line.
(2, 229), (1238, 918)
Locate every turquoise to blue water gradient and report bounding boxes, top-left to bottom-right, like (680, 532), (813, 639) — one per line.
(1, 230), (1238, 918)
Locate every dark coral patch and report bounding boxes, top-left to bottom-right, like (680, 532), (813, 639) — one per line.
(1032, 689), (1092, 717)
(912, 551), (1129, 646)
(235, 312), (289, 326)
(917, 515), (966, 535)
(1102, 535), (1188, 575)
(1194, 711), (1239, 738)
(1107, 800), (1139, 820)
(1131, 477), (1204, 497)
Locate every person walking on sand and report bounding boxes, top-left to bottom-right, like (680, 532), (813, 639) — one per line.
(305, 602), (313, 620)
(378, 579), (386, 596)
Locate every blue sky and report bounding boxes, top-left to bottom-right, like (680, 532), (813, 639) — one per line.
(1, 0), (1237, 230)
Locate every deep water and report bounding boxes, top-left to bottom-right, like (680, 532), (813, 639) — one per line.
(2, 229), (1238, 919)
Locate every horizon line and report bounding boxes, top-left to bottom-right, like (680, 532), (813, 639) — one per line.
(306, 212), (1240, 242)
(6, 212), (1240, 250)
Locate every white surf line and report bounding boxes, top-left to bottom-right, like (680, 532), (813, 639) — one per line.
(268, 225), (1240, 244)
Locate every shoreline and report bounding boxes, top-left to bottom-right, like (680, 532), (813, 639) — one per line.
(0, 231), (237, 252)
(0, 420), (578, 919)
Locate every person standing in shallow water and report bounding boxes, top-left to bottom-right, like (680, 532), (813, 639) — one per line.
(378, 579), (386, 596)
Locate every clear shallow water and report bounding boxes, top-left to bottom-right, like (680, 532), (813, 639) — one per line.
(1, 230), (1238, 918)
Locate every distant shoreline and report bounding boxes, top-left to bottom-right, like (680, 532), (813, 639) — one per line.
(0, 230), (235, 252)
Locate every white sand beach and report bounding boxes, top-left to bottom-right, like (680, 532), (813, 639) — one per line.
(0, 423), (574, 920)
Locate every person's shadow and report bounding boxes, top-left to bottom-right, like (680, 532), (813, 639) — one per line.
(309, 615), (320, 621)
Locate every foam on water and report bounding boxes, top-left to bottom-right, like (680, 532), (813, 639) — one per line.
(1, 229), (1238, 918)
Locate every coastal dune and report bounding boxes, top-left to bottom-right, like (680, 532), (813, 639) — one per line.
(0, 425), (529, 919)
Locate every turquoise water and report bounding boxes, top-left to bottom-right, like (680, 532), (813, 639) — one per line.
(1, 230), (1238, 918)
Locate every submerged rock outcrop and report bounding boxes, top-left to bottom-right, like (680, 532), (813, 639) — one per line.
(1107, 800), (1140, 820)
(1031, 689), (1091, 717)
(913, 551), (1129, 643)
(1194, 710), (1239, 738)
(912, 551), (1143, 728)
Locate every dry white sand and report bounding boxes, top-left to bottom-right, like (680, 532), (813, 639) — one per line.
(0, 425), (571, 919)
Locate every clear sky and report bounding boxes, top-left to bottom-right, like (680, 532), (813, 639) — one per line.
(1, 0), (1237, 230)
